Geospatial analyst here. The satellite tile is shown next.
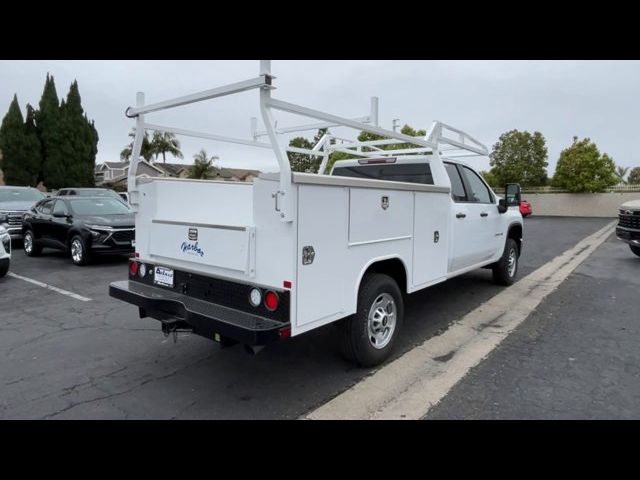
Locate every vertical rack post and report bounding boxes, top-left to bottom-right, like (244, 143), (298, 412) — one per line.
(128, 92), (145, 210)
(258, 60), (294, 222)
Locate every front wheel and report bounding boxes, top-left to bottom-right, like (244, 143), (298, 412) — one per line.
(630, 245), (640, 257)
(337, 273), (404, 367)
(23, 230), (42, 256)
(70, 235), (91, 266)
(492, 238), (519, 286)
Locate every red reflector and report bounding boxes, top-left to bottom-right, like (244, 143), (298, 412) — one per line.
(264, 291), (279, 311)
(283, 281), (292, 289)
(279, 327), (291, 339)
(129, 261), (138, 276)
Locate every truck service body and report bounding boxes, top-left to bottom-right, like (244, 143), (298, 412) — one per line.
(110, 61), (523, 366)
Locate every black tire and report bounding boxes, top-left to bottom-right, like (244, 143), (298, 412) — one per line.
(630, 245), (640, 257)
(492, 238), (519, 286)
(0, 260), (8, 278)
(23, 230), (42, 256)
(69, 235), (91, 266)
(337, 273), (404, 367)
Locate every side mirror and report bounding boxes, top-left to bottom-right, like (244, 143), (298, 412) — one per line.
(497, 198), (508, 214)
(505, 183), (521, 207)
(53, 212), (69, 218)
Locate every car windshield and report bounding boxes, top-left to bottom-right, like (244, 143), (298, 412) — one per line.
(68, 198), (131, 216)
(0, 189), (46, 202)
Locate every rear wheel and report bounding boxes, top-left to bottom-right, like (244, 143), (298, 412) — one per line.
(23, 230), (41, 256)
(630, 245), (640, 257)
(492, 238), (519, 286)
(337, 273), (404, 367)
(70, 235), (91, 266)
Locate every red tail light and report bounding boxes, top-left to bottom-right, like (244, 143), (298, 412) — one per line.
(129, 260), (139, 276)
(264, 291), (279, 311)
(279, 327), (291, 339)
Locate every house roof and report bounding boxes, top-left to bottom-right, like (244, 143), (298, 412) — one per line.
(213, 168), (261, 180)
(153, 162), (189, 176)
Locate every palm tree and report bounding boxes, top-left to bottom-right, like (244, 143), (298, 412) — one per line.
(120, 128), (154, 162)
(616, 165), (630, 184)
(188, 149), (219, 179)
(151, 131), (183, 163)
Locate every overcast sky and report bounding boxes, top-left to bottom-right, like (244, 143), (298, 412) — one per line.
(1, 60), (639, 174)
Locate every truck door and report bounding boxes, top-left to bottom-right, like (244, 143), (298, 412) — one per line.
(445, 163), (478, 272)
(459, 165), (503, 263)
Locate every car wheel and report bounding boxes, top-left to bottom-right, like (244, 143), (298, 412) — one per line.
(0, 260), (8, 278)
(630, 245), (640, 257)
(337, 273), (404, 367)
(23, 230), (42, 257)
(70, 235), (91, 266)
(493, 238), (519, 286)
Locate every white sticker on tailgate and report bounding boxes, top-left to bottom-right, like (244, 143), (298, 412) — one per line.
(154, 266), (174, 287)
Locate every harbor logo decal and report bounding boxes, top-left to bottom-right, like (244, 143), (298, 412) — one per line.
(180, 241), (205, 257)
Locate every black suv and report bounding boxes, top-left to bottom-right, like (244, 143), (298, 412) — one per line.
(22, 196), (135, 265)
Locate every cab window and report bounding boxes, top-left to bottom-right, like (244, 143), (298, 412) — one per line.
(462, 166), (493, 204)
(444, 163), (467, 202)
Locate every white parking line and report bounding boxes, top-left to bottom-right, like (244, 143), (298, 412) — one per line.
(8, 272), (92, 302)
(304, 221), (616, 420)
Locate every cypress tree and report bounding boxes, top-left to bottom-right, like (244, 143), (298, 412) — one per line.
(36, 74), (67, 189)
(0, 95), (42, 186)
(0, 95), (26, 185)
(60, 80), (98, 187)
(23, 104), (44, 185)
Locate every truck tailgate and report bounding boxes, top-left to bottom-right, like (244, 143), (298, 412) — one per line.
(137, 178), (255, 275)
(148, 221), (254, 273)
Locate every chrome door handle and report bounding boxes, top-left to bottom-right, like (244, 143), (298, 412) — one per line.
(456, 213), (466, 219)
(480, 212), (488, 217)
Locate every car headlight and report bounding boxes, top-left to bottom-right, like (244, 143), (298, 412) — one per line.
(0, 212), (8, 224)
(2, 235), (10, 254)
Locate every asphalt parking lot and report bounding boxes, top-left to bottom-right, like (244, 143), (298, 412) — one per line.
(0, 216), (634, 419)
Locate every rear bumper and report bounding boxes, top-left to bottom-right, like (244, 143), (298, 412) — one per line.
(109, 280), (289, 346)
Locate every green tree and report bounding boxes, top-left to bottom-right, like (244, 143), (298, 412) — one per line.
(480, 170), (499, 188)
(151, 131), (183, 163)
(628, 167), (640, 185)
(120, 128), (154, 161)
(36, 74), (68, 189)
(287, 128), (326, 173)
(0, 95), (42, 186)
(615, 165), (630, 184)
(552, 137), (617, 193)
(22, 104), (43, 185)
(489, 130), (548, 187)
(189, 149), (218, 179)
(58, 81), (98, 187)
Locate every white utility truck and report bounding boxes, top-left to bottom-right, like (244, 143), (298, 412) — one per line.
(110, 61), (523, 366)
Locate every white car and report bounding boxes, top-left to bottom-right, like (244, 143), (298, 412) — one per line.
(0, 225), (10, 278)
